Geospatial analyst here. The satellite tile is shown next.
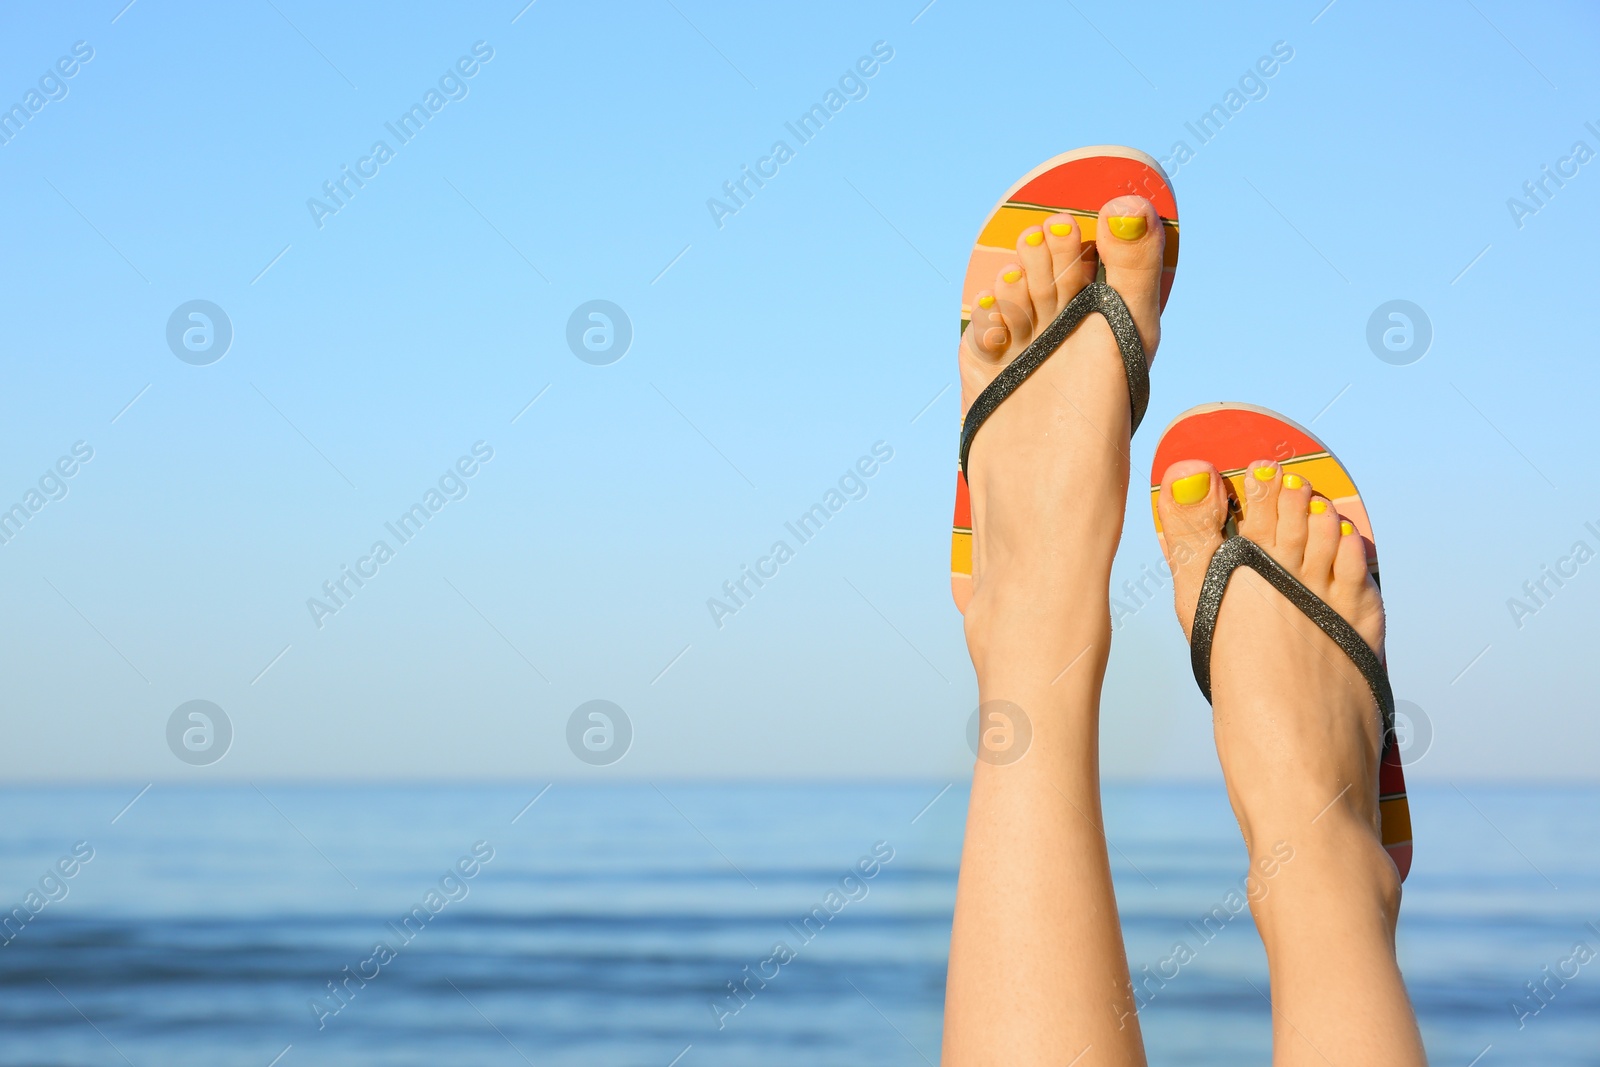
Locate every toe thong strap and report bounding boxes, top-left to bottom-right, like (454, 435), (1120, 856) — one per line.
(1190, 536), (1395, 740)
(958, 281), (1148, 478)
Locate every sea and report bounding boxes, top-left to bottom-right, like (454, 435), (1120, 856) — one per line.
(0, 782), (1594, 1065)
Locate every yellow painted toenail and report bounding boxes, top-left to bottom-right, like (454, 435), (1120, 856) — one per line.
(1049, 223), (1073, 237)
(1172, 471), (1211, 506)
(977, 295), (995, 309)
(1282, 474), (1304, 490)
(1252, 466), (1276, 482)
(1107, 215), (1147, 240)
(1002, 270), (1022, 283)
(1309, 499), (1328, 514)
(1024, 231), (1044, 246)
(1340, 520), (1355, 536)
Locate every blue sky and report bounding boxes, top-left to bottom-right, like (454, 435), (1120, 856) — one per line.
(0, 0), (1595, 782)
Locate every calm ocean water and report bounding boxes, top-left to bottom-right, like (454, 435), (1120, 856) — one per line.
(0, 782), (1594, 1065)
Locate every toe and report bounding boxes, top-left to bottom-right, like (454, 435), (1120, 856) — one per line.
(992, 262), (1034, 358)
(1156, 460), (1228, 640)
(1043, 213), (1095, 309)
(1016, 226), (1058, 326)
(1332, 519), (1372, 590)
(1238, 459), (1283, 543)
(1095, 196), (1166, 364)
(965, 290), (1009, 362)
(1302, 495), (1341, 580)
(1330, 517), (1385, 653)
(1274, 472), (1314, 566)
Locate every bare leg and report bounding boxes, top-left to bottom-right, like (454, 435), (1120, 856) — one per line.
(943, 197), (1168, 1066)
(1155, 460), (1428, 1066)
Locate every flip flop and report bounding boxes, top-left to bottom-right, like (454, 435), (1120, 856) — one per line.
(951, 146), (1180, 613)
(1149, 402), (1413, 881)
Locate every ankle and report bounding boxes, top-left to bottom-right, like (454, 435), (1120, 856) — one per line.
(966, 549), (1111, 624)
(964, 586), (1110, 685)
(1247, 816), (1402, 947)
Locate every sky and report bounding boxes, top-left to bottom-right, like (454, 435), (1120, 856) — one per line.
(0, 0), (1595, 782)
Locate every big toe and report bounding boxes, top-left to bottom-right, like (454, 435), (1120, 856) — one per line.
(1096, 195), (1166, 363)
(1156, 460), (1228, 640)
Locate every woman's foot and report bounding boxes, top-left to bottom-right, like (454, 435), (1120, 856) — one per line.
(1154, 461), (1426, 1066)
(943, 197), (1167, 1067)
(1155, 459), (1386, 845)
(958, 196), (1167, 669)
